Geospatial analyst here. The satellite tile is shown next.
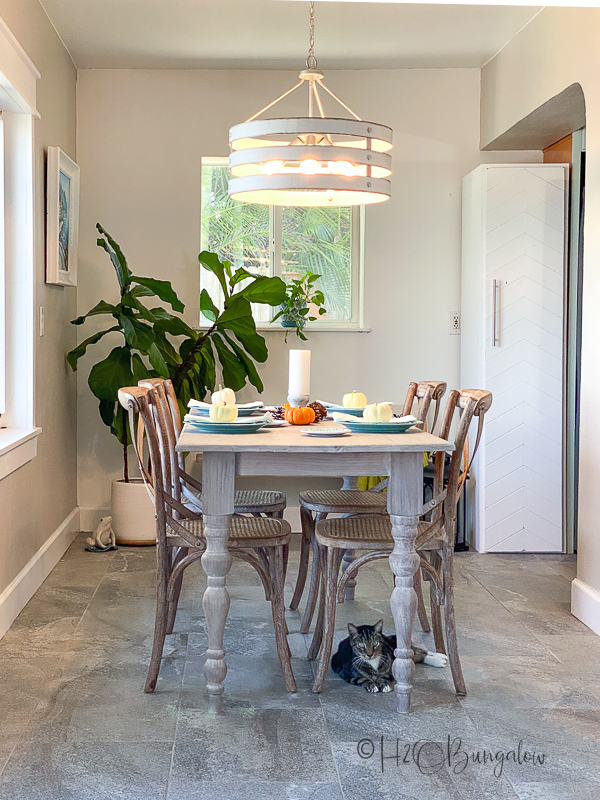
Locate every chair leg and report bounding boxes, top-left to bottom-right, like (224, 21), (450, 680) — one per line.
(307, 544), (326, 660)
(166, 546), (188, 635)
(414, 567), (430, 633)
(145, 541), (170, 693)
(300, 512), (326, 633)
(341, 549), (357, 601)
(290, 506), (312, 611)
(268, 546), (297, 692)
(429, 552), (446, 654)
(442, 546), (466, 696)
(312, 547), (343, 693)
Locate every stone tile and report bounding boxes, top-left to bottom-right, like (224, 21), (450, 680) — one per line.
(166, 781), (344, 800)
(107, 546), (157, 574)
(512, 782), (600, 800)
(0, 741), (172, 799)
(464, 707), (600, 784)
(182, 649), (319, 708)
(500, 600), (596, 636)
(531, 635), (600, 679)
(172, 708), (337, 783)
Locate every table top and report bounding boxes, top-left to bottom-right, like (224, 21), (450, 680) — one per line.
(176, 422), (455, 454)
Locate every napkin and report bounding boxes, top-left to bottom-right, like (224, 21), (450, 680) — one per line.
(331, 412), (421, 425)
(188, 399), (264, 410)
(184, 412), (273, 425)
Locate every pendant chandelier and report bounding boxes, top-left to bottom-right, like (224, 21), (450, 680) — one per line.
(228, 1), (392, 207)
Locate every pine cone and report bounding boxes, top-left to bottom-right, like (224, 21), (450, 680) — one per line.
(271, 406), (286, 420)
(308, 401), (327, 422)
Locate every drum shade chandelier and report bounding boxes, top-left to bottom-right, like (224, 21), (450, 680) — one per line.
(228, 1), (392, 207)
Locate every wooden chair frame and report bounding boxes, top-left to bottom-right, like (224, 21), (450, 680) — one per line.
(307, 389), (492, 695)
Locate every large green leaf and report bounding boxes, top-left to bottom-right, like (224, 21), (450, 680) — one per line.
(88, 346), (134, 401)
(99, 398), (116, 427)
(233, 330), (268, 363)
(131, 352), (151, 383)
(153, 312), (197, 339)
(66, 325), (120, 370)
(96, 224), (133, 288)
(240, 275), (287, 306)
(119, 315), (156, 353)
(148, 342), (169, 377)
(222, 332), (263, 393)
(71, 300), (120, 326)
(217, 294), (254, 330)
(132, 276), (184, 313)
(212, 333), (247, 391)
(200, 289), (219, 323)
(198, 251), (228, 297)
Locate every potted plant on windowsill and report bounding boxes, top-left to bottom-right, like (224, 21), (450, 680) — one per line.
(272, 271), (327, 341)
(68, 225), (286, 545)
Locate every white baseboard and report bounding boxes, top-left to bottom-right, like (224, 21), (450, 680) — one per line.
(0, 507), (80, 640)
(571, 578), (600, 636)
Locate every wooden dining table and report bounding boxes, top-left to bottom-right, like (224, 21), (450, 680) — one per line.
(176, 422), (454, 713)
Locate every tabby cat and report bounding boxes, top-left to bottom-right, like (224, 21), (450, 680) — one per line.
(331, 620), (448, 693)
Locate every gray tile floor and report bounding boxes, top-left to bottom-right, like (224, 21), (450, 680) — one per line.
(0, 534), (598, 799)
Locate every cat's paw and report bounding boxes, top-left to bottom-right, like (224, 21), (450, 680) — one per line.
(379, 682), (393, 693)
(364, 683), (380, 693)
(424, 652), (448, 668)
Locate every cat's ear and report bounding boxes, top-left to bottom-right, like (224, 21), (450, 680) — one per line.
(348, 623), (358, 635)
(373, 619), (384, 633)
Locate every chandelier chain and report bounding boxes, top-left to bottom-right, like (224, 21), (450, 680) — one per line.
(306, 1), (317, 70)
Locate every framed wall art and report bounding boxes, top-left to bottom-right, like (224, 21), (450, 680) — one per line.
(46, 146), (79, 286)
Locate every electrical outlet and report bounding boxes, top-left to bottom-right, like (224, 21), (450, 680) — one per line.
(39, 306), (45, 337)
(449, 313), (460, 335)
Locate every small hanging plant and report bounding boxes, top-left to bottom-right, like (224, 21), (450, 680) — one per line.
(271, 270), (326, 341)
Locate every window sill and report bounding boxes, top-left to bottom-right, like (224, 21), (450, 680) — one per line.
(0, 427), (41, 481)
(195, 325), (372, 334)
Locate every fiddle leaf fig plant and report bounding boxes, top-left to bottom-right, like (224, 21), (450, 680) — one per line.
(67, 225), (287, 480)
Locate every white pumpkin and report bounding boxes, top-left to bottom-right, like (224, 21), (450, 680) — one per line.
(363, 403), (393, 423)
(209, 402), (238, 423)
(211, 384), (236, 405)
(342, 390), (367, 408)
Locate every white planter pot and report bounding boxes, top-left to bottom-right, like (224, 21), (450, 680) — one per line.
(111, 478), (156, 546)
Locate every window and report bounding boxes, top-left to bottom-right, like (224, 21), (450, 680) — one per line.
(200, 158), (363, 328)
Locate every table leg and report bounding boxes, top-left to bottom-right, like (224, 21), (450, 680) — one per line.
(388, 452), (423, 713)
(201, 452), (235, 696)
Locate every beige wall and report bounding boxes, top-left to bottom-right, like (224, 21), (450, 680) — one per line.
(75, 67), (538, 516)
(0, 2), (77, 594)
(481, 7), (600, 598)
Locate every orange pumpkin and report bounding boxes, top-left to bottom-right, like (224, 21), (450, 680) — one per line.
(284, 406), (316, 425)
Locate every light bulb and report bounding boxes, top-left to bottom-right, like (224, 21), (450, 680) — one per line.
(335, 160), (359, 177)
(300, 159), (320, 175)
(260, 160), (284, 175)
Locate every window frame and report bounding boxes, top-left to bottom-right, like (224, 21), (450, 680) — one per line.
(199, 157), (365, 332)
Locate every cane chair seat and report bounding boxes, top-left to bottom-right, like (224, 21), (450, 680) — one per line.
(299, 490), (387, 514)
(167, 516), (291, 548)
(315, 515), (393, 548)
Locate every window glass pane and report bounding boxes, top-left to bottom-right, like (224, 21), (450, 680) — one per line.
(281, 206), (353, 321)
(200, 163), (271, 323)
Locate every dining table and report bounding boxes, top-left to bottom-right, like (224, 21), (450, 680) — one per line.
(176, 421), (454, 713)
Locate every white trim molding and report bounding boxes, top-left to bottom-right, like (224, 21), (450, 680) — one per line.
(0, 508), (79, 641)
(571, 578), (600, 637)
(0, 427), (41, 480)
(0, 14), (39, 117)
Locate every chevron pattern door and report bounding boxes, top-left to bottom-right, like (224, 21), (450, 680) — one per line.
(461, 165), (567, 552)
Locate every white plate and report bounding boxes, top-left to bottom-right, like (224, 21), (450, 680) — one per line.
(300, 427), (350, 437)
(263, 419), (289, 428)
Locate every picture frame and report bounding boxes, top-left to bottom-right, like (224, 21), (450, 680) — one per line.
(46, 146), (79, 286)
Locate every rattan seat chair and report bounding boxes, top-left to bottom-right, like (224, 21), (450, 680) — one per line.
(118, 385), (296, 694)
(307, 389), (492, 695)
(293, 381), (447, 634)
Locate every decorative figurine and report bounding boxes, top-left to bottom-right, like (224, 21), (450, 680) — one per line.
(85, 516), (117, 552)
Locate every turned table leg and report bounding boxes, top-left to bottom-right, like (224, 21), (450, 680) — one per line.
(388, 452), (423, 713)
(201, 452), (235, 696)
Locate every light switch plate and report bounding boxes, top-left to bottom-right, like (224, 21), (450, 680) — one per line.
(449, 312), (460, 335)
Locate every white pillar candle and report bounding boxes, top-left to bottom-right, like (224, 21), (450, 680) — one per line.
(288, 349), (311, 405)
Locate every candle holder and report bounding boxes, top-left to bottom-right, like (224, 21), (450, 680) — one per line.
(287, 394), (310, 408)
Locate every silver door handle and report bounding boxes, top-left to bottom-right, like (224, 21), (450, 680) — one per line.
(492, 280), (499, 346)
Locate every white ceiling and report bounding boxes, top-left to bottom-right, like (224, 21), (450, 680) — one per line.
(40, 0), (541, 70)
